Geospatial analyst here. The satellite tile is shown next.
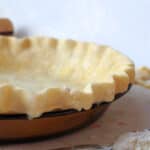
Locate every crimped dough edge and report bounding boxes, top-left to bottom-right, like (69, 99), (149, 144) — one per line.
(0, 36), (135, 118)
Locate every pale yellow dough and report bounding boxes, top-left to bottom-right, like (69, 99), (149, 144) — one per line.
(135, 66), (150, 89)
(0, 36), (134, 118)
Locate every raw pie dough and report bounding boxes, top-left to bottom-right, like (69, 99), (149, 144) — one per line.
(135, 66), (150, 89)
(0, 36), (134, 118)
(113, 130), (150, 150)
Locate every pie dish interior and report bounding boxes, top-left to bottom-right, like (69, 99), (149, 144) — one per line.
(0, 36), (134, 118)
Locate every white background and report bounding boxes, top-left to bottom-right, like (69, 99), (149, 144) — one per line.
(0, 0), (150, 66)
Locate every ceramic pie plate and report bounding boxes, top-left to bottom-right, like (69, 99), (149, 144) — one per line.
(0, 36), (134, 141)
(0, 85), (131, 142)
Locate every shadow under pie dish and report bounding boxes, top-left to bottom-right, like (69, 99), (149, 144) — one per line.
(0, 36), (134, 140)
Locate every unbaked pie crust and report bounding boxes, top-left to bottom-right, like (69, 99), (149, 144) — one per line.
(0, 36), (135, 118)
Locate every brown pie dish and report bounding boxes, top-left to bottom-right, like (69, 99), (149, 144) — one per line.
(0, 36), (134, 140)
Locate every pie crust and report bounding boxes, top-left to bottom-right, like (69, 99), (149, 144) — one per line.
(0, 36), (135, 118)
